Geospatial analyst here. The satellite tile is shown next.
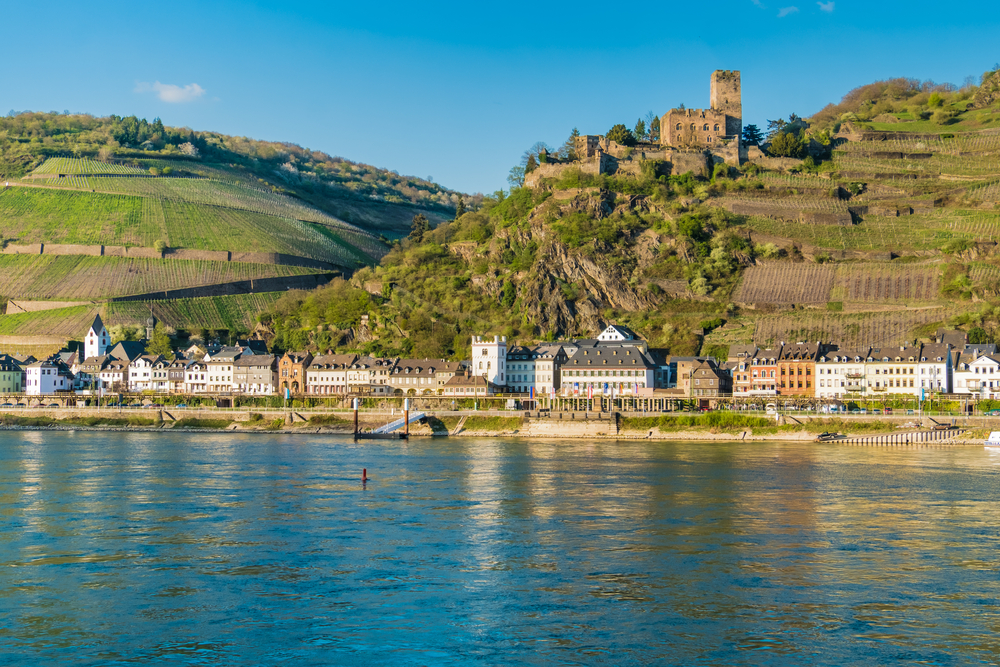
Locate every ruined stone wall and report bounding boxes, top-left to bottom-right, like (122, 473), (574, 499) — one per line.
(523, 156), (604, 189)
(662, 108), (728, 148)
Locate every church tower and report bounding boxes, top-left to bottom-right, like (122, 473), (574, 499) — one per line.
(85, 314), (109, 361)
(710, 70), (742, 138)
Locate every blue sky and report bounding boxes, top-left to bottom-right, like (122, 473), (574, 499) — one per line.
(3, 1), (998, 194)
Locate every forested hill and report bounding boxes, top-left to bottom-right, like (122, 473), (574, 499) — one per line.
(0, 111), (469, 235)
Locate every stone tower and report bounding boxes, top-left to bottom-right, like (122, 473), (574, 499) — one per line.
(710, 70), (742, 138)
(471, 335), (507, 387)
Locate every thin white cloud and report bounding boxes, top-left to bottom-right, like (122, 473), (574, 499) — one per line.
(750, 0), (765, 6)
(817, 1), (835, 11)
(134, 81), (206, 103)
(778, 5), (799, 16)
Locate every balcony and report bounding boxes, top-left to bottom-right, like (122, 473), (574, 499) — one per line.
(846, 373), (865, 379)
(845, 384), (865, 392)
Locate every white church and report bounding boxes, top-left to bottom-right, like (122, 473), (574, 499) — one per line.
(85, 315), (109, 361)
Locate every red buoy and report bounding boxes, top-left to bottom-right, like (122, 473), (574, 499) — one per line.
(362, 468), (367, 482)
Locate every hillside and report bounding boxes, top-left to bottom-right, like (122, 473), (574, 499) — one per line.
(0, 112), (469, 351)
(252, 66), (1000, 360)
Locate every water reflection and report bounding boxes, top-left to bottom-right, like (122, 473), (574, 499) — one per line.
(1, 433), (1000, 664)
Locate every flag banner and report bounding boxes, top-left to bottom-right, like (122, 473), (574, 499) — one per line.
(530, 386), (534, 400)
(574, 382), (579, 395)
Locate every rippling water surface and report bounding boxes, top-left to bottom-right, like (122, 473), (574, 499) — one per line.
(2, 432), (1000, 665)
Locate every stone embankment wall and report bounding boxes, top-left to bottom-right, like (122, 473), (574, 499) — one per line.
(1, 243), (335, 270)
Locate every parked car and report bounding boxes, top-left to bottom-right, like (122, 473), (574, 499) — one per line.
(906, 409), (915, 415)
(47, 403), (59, 408)
(850, 408), (861, 414)
(873, 409), (882, 415)
(990, 410), (1000, 416)
(0, 403), (12, 407)
(176, 404), (187, 408)
(884, 408), (892, 415)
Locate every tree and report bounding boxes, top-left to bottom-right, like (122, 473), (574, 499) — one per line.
(525, 153), (538, 173)
(454, 197), (466, 220)
(146, 322), (174, 359)
(500, 280), (516, 307)
(768, 131), (806, 158)
(634, 118), (647, 142)
(606, 124), (636, 147)
(559, 128), (580, 160)
(969, 327), (989, 344)
(408, 213), (430, 243)
(742, 124), (764, 146)
(765, 118), (788, 140)
(649, 116), (661, 143)
(507, 165), (525, 189)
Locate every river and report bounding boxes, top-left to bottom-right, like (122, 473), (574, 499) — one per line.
(1, 431), (998, 665)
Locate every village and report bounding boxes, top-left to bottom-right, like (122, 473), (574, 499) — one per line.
(0, 314), (997, 413)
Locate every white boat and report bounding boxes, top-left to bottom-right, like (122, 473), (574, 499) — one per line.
(985, 432), (1000, 448)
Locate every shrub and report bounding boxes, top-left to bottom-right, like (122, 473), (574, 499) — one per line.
(154, 239), (167, 253)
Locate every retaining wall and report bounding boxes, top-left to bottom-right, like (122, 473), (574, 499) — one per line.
(1, 243), (335, 270)
(109, 272), (338, 302)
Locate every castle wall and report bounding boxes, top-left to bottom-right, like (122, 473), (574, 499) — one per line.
(662, 108), (729, 148)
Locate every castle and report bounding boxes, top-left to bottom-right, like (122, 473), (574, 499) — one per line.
(525, 70), (743, 188)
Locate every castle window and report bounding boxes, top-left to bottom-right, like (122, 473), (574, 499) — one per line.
(706, 136), (712, 142)
(714, 124), (720, 131)
(703, 124), (709, 131)
(675, 123), (682, 131)
(690, 123), (696, 130)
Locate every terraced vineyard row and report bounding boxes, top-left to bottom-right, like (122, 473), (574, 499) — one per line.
(32, 157), (147, 175)
(106, 292), (285, 331)
(757, 173), (837, 189)
(745, 211), (975, 252)
(721, 194), (850, 211)
(831, 264), (940, 302)
(0, 187), (162, 246)
(752, 308), (960, 349)
(160, 201), (367, 264)
(837, 134), (1000, 153)
(835, 153), (1000, 178)
(942, 211), (1000, 240)
(0, 305), (99, 337)
(0, 255), (320, 300)
(967, 180), (1000, 202)
(735, 264), (834, 303)
(69, 176), (343, 225)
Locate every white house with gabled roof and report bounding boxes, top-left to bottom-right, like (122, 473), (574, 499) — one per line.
(597, 324), (638, 342)
(84, 315), (109, 361)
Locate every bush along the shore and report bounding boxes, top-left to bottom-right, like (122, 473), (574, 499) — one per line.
(0, 415), (157, 428)
(172, 418), (233, 429)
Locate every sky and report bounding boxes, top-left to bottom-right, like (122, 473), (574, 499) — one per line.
(3, 1), (998, 195)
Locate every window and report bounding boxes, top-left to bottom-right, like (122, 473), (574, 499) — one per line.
(675, 123), (682, 131)
(703, 124), (709, 131)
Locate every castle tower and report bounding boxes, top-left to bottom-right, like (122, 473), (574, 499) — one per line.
(710, 70), (742, 138)
(471, 335), (507, 387)
(84, 314), (109, 361)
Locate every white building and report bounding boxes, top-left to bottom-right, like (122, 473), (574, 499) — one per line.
(816, 349), (869, 400)
(471, 335), (506, 387)
(185, 361), (209, 394)
(128, 355), (162, 392)
(506, 345), (535, 394)
(866, 346), (921, 398)
(954, 352), (1000, 398)
(597, 324), (638, 342)
(559, 346), (654, 396)
(205, 347), (241, 393)
(917, 343), (953, 394)
(84, 315), (109, 361)
(25, 360), (70, 395)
